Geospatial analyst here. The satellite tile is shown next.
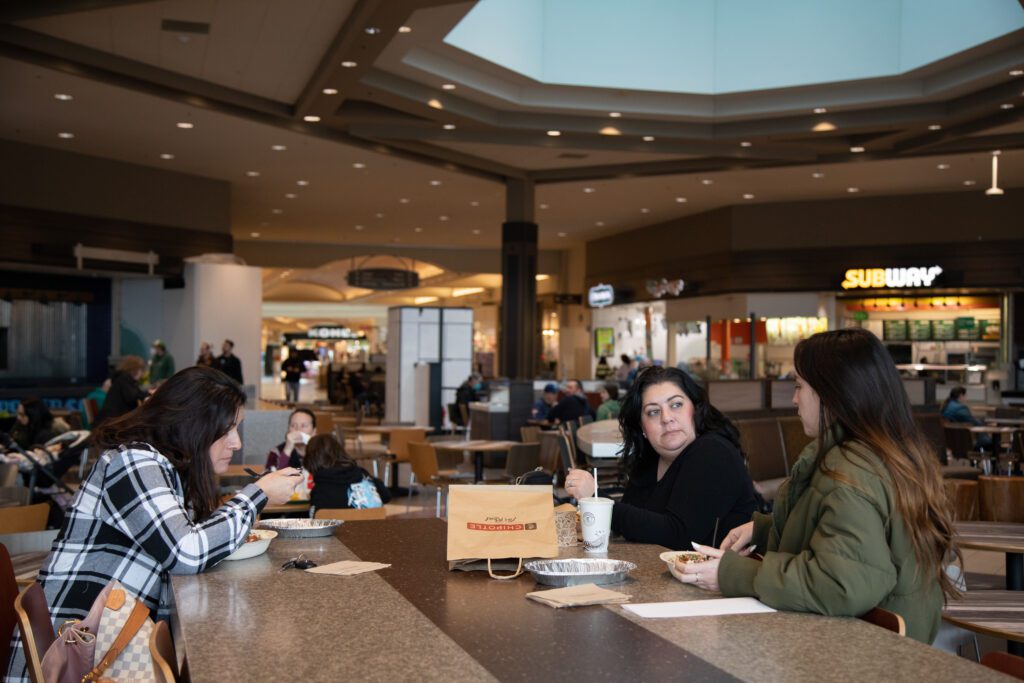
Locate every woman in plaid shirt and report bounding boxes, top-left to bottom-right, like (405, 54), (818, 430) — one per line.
(7, 366), (300, 681)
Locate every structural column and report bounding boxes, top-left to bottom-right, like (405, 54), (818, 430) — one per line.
(500, 178), (538, 379)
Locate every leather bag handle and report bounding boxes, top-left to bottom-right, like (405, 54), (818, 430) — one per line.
(81, 600), (150, 682)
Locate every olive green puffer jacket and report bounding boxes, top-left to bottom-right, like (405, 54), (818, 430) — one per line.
(719, 435), (944, 643)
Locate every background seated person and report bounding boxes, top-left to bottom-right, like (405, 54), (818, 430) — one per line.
(596, 382), (622, 421)
(265, 408), (316, 470)
(565, 367), (755, 549)
(940, 385), (992, 448)
(94, 355), (148, 427)
(305, 434), (390, 511)
(546, 379), (595, 424)
(10, 397), (60, 450)
(531, 383), (559, 422)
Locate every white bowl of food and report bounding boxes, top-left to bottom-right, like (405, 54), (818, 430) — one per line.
(225, 529), (278, 561)
(659, 550), (710, 572)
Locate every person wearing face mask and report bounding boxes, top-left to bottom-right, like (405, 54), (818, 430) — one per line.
(148, 339), (175, 385)
(565, 366), (755, 549)
(5, 366), (299, 682)
(675, 328), (958, 644)
(265, 408), (317, 470)
(456, 374), (484, 407)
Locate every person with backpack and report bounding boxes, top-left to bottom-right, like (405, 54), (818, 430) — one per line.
(304, 434), (391, 512)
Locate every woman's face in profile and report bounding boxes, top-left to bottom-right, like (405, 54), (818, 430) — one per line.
(209, 408), (244, 474)
(640, 381), (697, 458)
(793, 373), (821, 437)
(16, 404), (27, 425)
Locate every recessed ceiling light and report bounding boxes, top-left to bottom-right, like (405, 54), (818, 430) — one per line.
(850, 146), (865, 153)
(428, 98), (443, 109)
(159, 153), (174, 160)
(583, 187), (595, 193)
(642, 135), (655, 142)
(250, 232), (260, 238)
(1010, 69), (1024, 77)
(813, 107), (828, 114)
(430, 180), (441, 186)
(322, 88), (338, 95)
(398, 26), (412, 33)
(53, 93), (73, 101)
(272, 208), (283, 214)
(963, 180), (977, 186)
(443, 124), (456, 130)
(246, 171), (260, 177)
(441, 83), (456, 90)
(675, 197), (687, 203)
(846, 187), (860, 193)
(285, 193), (297, 199)
(812, 121), (837, 133)
(928, 124), (942, 131)
(595, 221), (604, 227)
(399, 198), (409, 204)
(176, 122), (193, 129)
(296, 180), (309, 186)
(640, 208), (650, 213)
(701, 178), (713, 185)
(609, 112), (622, 118)
(539, 203), (549, 209)
(743, 193), (755, 200)
(375, 212), (384, 218)
(303, 115), (320, 122)
(57, 132), (74, 139)
(470, 201), (479, 207)
(739, 141), (752, 147)
(599, 126), (621, 136)
(414, 227), (423, 232)
(1000, 103), (1014, 110)
(936, 163), (950, 170)
(547, 130), (561, 137)
(364, 27), (380, 35)
(271, 144), (286, 151)
(812, 172), (825, 179)
(352, 162), (366, 169)
(439, 215), (449, 221)
(354, 225), (364, 230)
(552, 231), (566, 238)
(340, 60), (358, 68)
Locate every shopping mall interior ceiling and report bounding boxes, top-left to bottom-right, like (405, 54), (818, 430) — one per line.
(0, 0), (1021, 266)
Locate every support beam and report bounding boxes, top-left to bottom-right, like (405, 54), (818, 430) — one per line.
(500, 179), (538, 380)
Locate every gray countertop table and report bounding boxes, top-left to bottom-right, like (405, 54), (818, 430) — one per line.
(171, 518), (1005, 682)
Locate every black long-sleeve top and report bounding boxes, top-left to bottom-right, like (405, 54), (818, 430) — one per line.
(93, 371), (148, 427)
(611, 432), (756, 550)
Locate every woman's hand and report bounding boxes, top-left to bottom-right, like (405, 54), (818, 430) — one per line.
(284, 430), (306, 450)
(672, 544), (724, 592)
(719, 521), (754, 551)
(257, 467), (302, 506)
(564, 468), (595, 498)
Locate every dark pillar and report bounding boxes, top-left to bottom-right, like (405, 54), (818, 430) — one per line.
(500, 179), (538, 380)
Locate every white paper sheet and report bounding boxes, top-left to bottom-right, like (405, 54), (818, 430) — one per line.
(622, 597), (776, 618)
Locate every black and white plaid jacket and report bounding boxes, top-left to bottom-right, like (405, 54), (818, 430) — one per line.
(6, 443), (266, 681)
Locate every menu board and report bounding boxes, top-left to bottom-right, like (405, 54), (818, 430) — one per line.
(955, 317), (979, 340)
(909, 320), (932, 341)
(883, 320), (908, 341)
(932, 320), (955, 340)
(981, 320), (1001, 341)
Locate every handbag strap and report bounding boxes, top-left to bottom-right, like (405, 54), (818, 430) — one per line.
(81, 600), (151, 683)
(486, 557), (524, 580)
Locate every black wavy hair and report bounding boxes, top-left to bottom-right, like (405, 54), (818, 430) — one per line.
(19, 397), (54, 443)
(617, 366), (739, 480)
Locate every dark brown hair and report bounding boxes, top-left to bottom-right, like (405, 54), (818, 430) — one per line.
(91, 366), (245, 522)
(117, 355), (146, 375)
(794, 328), (959, 600)
(303, 434), (354, 476)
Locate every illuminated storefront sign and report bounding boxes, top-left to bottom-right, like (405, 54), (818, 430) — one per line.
(841, 266), (942, 290)
(588, 283), (615, 308)
(307, 326), (363, 340)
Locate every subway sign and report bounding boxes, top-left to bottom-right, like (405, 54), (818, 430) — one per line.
(588, 283), (615, 308)
(841, 266), (942, 290)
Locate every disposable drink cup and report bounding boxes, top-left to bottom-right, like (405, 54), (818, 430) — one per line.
(579, 497), (614, 554)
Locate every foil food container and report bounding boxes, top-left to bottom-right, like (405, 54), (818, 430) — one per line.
(524, 558), (636, 587)
(257, 518), (343, 538)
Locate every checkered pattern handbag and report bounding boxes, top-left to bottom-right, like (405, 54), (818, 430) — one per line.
(90, 582), (156, 682)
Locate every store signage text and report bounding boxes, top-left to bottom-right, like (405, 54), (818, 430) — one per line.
(308, 326), (363, 340)
(588, 283), (615, 308)
(347, 268), (419, 290)
(841, 266), (942, 290)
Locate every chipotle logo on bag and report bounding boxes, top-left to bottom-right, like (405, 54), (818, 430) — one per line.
(468, 521), (538, 531)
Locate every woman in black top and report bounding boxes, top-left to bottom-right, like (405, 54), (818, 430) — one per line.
(93, 355), (149, 427)
(10, 397), (59, 449)
(565, 366), (755, 550)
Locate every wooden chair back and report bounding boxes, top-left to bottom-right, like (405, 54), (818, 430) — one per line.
(0, 503), (49, 534)
(0, 544), (18, 674)
(14, 583), (55, 683)
(149, 619), (177, 683)
(943, 424), (975, 461)
(407, 442), (441, 483)
(0, 464), (19, 488)
(858, 606), (905, 636)
(994, 407), (1023, 420)
(520, 425), (541, 443)
(505, 443), (542, 480)
(313, 412), (334, 439)
(778, 417), (814, 470)
(556, 433), (576, 474)
(389, 429), (427, 461)
(943, 479), (979, 521)
(981, 651), (1024, 680)
(913, 413), (948, 465)
(978, 475), (1024, 522)
(736, 418), (788, 481)
(314, 507), (387, 521)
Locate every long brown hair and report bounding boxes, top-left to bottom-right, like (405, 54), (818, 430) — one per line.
(794, 328), (959, 599)
(91, 366), (246, 522)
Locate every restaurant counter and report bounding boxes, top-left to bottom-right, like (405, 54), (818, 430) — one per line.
(170, 519), (999, 682)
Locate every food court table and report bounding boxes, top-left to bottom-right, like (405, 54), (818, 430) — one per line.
(956, 521), (1024, 591)
(432, 439), (518, 482)
(170, 519), (1001, 682)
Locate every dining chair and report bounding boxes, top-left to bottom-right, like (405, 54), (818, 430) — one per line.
(0, 463), (19, 488)
(14, 583), (55, 683)
(981, 651), (1024, 680)
(556, 432), (577, 478)
(149, 619), (178, 683)
(1, 544), (18, 674)
(0, 503), (50, 534)
(520, 425), (541, 444)
(978, 475), (1024, 523)
(858, 606), (905, 636)
(382, 429), (427, 487)
(943, 479), (979, 521)
(314, 507), (387, 521)
(503, 443), (542, 481)
(778, 417), (814, 471)
(406, 442), (472, 517)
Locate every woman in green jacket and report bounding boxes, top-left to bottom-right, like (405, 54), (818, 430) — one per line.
(674, 328), (958, 643)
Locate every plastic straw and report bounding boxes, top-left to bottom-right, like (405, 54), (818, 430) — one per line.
(593, 467), (598, 498)
(712, 517), (720, 549)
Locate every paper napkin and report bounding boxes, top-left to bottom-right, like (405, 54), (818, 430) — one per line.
(305, 560), (391, 576)
(526, 583), (631, 608)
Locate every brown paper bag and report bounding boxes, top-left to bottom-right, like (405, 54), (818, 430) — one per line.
(447, 484), (558, 579)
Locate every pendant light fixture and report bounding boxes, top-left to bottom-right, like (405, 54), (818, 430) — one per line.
(985, 151), (1003, 196)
